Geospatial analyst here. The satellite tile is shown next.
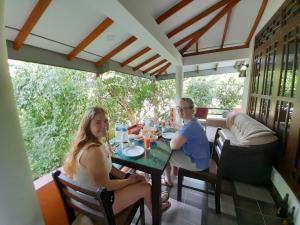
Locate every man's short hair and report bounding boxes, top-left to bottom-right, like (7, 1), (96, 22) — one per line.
(180, 98), (194, 109)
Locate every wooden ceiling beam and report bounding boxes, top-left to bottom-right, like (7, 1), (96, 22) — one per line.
(67, 17), (113, 60)
(155, 0), (193, 24)
(245, 0), (268, 46)
(143, 59), (168, 74)
(183, 44), (247, 57)
(221, 9), (232, 48)
(13, 0), (52, 50)
(95, 36), (137, 67)
(151, 62), (171, 76)
(179, 0), (240, 54)
(120, 0), (192, 67)
(133, 54), (160, 71)
(174, 0), (239, 48)
(167, 0), (230, 38)
(120, 47), (151, 67)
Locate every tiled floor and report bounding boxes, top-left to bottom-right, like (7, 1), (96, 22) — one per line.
(132, 177), (282, 225)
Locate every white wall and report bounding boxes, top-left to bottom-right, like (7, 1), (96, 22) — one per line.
(271, 168), (300, 225)
(0, 0), (44, 224)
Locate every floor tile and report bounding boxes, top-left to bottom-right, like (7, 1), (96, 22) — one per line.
(234, 181), (256, 199)
(251, 186), (274, 203)
(236, 208), (265, 225)
(203, 209), (238, 225)
(257, 200), (277, 216)
(208, 194), (236, 216)
(142, 198), (203, 225)
(263, 215), (283, 225)
(235, 196), (260, 213)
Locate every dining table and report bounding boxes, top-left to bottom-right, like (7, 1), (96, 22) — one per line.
(111, 138), (173, 225)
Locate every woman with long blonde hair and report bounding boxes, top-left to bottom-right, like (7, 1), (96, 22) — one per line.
(64, 107), (154, 224)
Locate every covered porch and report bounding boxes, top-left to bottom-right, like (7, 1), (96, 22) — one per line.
(1, 0), (300, 225)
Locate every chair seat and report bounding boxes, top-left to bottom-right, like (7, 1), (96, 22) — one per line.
(180, 159), (218, 183)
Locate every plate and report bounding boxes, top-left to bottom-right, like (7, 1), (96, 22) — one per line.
(122, 145), (144, 157)
(162, 132), (176, 140)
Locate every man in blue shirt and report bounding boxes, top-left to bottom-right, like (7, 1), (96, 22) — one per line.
(164, 98), (210, 187)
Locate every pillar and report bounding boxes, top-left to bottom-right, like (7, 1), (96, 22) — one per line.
(0, 0), (44, 224)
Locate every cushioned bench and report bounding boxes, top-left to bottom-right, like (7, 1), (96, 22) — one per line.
(206, 113), (278, 184)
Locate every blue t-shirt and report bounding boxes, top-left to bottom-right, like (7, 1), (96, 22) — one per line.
(178, 117), (210, 170)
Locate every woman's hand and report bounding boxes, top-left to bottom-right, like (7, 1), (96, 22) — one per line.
(128, 174), (146, 184)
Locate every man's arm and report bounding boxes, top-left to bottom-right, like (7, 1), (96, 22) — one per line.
(170, 134), (186, 150)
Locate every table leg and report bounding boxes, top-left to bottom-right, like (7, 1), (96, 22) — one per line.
(151, 173), (162, 225)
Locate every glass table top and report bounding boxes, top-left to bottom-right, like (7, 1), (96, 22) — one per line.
(111, 139), (172, 172)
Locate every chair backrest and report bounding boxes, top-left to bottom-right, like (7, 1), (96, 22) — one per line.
(195, 107), (208, 119)
(52, 170), (115, 225)
(212, 128), (230, 176)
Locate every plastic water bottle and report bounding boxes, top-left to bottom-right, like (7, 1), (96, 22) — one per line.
(121, 123), (129, 143)
(115, 122), (122, 142)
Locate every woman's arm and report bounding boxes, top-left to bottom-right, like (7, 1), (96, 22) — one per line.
(110, 166), (127, 179)
(84, 146), (140, 191)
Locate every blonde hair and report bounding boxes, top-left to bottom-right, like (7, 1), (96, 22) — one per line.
(63, 107), (106, 177)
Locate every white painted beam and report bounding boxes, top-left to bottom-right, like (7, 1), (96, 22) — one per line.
(183, 48), (250, 66)
(88, 0), (182, 66)
(157, 66), (238, 80)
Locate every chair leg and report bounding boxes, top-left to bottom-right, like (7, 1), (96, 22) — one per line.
(139, 199), (145, 225)
(177, 169), (183, 202)
(215, 182), (221, 214)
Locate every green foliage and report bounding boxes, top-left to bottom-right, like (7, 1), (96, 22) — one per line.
(185, 77), (214, 107)
(185, 74), (244, 109)
(215, 76), (243, 109)
(11, 62), (175, 179)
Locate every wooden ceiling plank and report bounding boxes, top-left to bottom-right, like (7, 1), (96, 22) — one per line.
(167, 0), (230, 38)
(13, 0), (52, 50)
(151, 62), (171, 76)
(221, 9), (232, 48)
(120, 47), (151, 67)
(95, 36), (137, 67)
(156, 0), (193, 24)
(245, 0), (268, 46)
(133, 54), (160, 71)
(143, 59), (168, 74)
(67, 17), (113, 60)
(179, 0), (240, 54)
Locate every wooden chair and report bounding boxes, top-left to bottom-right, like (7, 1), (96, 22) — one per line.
(52, 170), (145, 225)
(177, 128), (230, 214)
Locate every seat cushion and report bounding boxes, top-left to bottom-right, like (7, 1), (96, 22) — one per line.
(206, 126), (240, 145)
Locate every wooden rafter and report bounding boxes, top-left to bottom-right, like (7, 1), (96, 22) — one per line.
(151, 62), (171, 76)
(156, 0), (193, 24)
(120, 0), (192, 67)
(120, 47), (151, 67)
(95, 36), (137, 67)
(167, 0), (230, 38)
(68, 18), (113, 60)
(133, 54), (160, 71)
(143, 59), (167, 74)
(179, 0), (240, 54)
(174, 0), (239, 47)
(245, 0), (268, 46)
(221, 9), (232, 48)
(183, 44), (247, 57)
(13, 0), (52, 50)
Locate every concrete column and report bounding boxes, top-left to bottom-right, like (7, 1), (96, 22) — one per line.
(0, 1), (44, 224)
(175, 65), (184, 123)
(175, 65), (184, 101)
